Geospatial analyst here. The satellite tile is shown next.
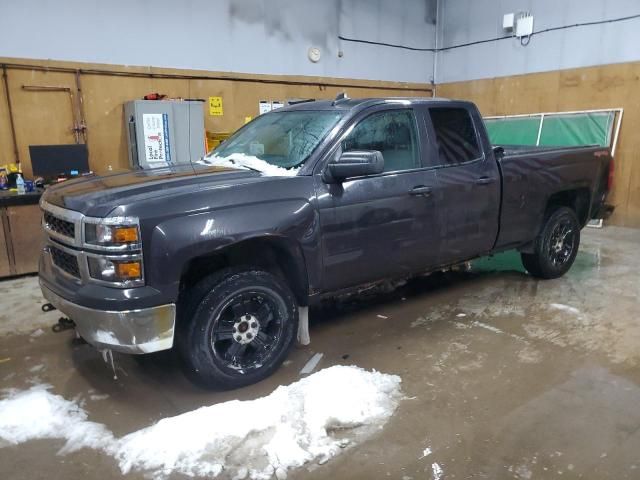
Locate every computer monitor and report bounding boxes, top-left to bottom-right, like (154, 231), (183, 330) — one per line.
(29, 144), (90, 178)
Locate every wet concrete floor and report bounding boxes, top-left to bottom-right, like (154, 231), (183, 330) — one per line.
(1, 226), (639, 479)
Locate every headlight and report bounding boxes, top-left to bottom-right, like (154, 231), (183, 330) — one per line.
(84, 217), (141, 250)
(87, 256), (143, 285)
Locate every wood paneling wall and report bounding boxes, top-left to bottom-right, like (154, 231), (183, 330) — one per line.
(0, 57), (432, 178)
(437, 62), (640, 228)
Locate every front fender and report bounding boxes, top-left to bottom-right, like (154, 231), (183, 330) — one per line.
(145, 199), (319, 301)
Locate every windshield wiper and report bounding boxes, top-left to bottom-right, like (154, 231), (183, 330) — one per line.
(227, 158), (261, 173)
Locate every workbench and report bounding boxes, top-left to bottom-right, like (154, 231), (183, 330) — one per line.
(0, 191), (43, 278)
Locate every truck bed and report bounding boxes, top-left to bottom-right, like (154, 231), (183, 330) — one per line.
(494, 144), (612, 249)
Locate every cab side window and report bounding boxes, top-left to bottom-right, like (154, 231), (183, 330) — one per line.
(428, 107), (481, 165)
(342, 110), (419, 172)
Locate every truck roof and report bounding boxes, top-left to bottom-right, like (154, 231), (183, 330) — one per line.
(280, 97), (465, 113)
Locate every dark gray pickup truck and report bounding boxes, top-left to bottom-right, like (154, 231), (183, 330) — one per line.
(39, 97), (613, 388)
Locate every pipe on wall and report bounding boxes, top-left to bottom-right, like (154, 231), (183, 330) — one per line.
(0, 62), (434, 93)
(1, 65), (20, 164)
(74, 71), (88, 144)
(21, 84), (82, 144)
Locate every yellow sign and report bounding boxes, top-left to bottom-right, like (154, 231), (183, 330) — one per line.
(209, 96), (223, 116)
(244, 116), (252, 124)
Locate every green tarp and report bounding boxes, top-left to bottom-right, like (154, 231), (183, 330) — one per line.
(484, 117), (540, 145)
(484, 111), (615, 147)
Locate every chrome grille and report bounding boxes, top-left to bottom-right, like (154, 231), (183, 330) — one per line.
(44, 212), (75, 239)
(49, 245), (80, 278)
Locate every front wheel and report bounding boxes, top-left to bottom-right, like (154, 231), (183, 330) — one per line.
(178, 268), (298, 389)
(521, 206), (581, 279)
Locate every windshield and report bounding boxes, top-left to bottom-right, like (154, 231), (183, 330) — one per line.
(201, 110), (342, 176)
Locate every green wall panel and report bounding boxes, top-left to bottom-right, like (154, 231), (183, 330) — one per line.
(485, 117), (540, 145)
(539, 113), (613, 147)
(484, 112), (615, 147)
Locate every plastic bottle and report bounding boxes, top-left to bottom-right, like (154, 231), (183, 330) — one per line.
(16, 173), (25, 195)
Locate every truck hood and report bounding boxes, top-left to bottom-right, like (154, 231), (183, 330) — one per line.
(42, 164), (267, 217)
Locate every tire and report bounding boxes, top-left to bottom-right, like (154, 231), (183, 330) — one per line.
(521, 206), (581, 279)
(177, 268), (298, 389)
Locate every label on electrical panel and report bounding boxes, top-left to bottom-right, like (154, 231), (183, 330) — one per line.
(259, 101), (272, 115)
(142, 113), (171, 166)
(209, 96), (224, 116)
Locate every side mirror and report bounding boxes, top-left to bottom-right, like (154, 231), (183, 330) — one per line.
(324, 150), (384, 182)
(493, 145), (505, 159)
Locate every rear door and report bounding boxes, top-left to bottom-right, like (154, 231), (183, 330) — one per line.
(315, 105), (440, 292)
(425, 105), (501, 264)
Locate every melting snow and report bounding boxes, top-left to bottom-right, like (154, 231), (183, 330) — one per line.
(471, 320), (505, 335)
(0, 366), (401, 479)
(89, 394), (110, 401)
(549, 303), (581, 315)
(0, 384), (114, 454)
(199, 153), (300, 177)
(300, 352), (324, 375)
(432, 462), (444, 479)
(94, 330), (120, 345)
(421, 446), (432, 458)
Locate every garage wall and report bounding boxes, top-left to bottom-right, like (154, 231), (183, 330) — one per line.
(0, 0), (436, 84)
(0, 57), (432, 178)
(435, 0), (640, 83)
(438, 62), (640, 228)
(434, 0), (640, 228)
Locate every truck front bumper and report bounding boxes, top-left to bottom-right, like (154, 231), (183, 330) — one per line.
(40, 281), (176, 354)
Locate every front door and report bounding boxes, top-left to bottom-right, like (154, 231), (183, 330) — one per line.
(315, 107), (440, 292)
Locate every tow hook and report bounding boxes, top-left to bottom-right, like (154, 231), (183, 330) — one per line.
(42, 303), (56, 312)
(51, 317), (75, 333)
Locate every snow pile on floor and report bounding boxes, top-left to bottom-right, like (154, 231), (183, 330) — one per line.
(115, 365), (401, 478)
(0, 384), (114, 453)
(0, 366), (402, 479)
(199, 152), (300, 177)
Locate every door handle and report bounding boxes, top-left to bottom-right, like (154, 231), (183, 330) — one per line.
(409, 186), (432, 196)
(475, 176), (495, 185)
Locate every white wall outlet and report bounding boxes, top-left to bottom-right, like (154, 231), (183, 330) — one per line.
(516, 14), (534, 37)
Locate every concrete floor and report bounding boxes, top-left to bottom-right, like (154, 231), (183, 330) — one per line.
(1, 226), (639, 480)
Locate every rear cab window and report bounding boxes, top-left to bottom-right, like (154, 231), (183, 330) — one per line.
(428, 107), (482, 166)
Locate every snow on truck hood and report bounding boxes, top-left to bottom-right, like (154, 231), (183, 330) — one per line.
(0, 366), (402, 479)
(199, 152), (301, 177)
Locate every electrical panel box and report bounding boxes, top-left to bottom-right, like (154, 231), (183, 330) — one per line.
(516, 14), (534, 37)
(503, 13), (515, 31)
(125, 100), (205, 170)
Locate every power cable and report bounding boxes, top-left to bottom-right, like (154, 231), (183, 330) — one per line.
(338, 12), (640, 52)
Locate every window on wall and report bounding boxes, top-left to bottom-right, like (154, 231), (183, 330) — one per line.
(428, 107), (481, 165)
(342, 110), (419, 172)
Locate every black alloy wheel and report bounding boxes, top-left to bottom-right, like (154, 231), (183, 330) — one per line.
(210, 288), (286, 373)
(521, 206), (581, 279)
(178, 268), (298, 389)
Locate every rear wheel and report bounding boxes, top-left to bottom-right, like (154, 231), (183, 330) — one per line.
(178, 268), (298, 389)
(521, 207), (580, 279)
